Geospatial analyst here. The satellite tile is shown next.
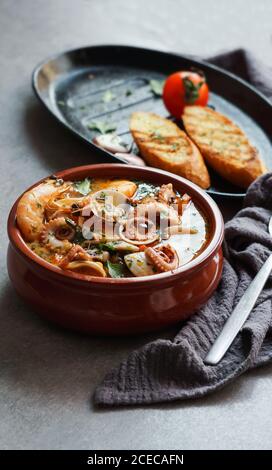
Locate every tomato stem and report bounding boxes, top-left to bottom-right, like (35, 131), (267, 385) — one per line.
(183, 77), (204, 104)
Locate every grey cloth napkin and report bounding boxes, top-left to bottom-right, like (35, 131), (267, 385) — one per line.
(94, 50), (272, 406)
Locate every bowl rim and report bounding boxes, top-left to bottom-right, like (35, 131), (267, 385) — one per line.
(7, 164), (224, 287)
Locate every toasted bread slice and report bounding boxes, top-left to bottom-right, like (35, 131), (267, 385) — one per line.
(183, 106), (267, 188)
(130, 112), (210, 189)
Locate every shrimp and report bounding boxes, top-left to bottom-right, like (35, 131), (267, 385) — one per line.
(16, 180), (70, 242)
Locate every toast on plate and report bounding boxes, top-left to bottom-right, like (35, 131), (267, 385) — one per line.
(182, 105), (267, 188)
(130, 112), (210, 189)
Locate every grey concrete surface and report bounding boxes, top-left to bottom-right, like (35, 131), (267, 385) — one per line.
(1, 0), (272, 450)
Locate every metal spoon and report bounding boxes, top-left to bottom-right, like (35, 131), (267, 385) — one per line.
(204, 217), (272, 365)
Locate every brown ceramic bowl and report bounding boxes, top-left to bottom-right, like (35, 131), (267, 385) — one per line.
(7, 164), (224, 335)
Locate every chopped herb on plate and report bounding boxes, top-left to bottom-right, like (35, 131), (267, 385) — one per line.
(102, 90), (116, 103)
(87, 121), (117, 134)
(149, 79), (165, 96)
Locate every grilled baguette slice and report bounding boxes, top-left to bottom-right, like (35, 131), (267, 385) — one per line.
(130, 112), (210, 189)
(183, 106), (266, 188)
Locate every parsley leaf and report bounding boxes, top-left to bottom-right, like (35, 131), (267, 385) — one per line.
(96, 242), (117, 253)
(149, 79), (165, 96)
(73, 227), (85, 244)
(133, 182), (159, 201)
(106, 261), (126, 278)
(102, 90), (116, 103)
(64, 219), (85, 244)
(87, 121), (117, 134)
(74, 177), (91, 195)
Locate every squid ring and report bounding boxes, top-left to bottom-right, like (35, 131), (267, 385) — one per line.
(119, 216), (158, 246)
(65, 260), (107, 277)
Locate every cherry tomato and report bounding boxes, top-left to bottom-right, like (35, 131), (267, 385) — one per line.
(163, 71), (209, 119)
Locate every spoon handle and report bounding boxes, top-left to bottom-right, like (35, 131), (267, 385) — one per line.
(204, 254), (272, 365)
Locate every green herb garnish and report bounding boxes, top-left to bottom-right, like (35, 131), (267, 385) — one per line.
(74, 227), (85, 244)
(106, 260), (126, 278)
(74, 177), (91, 196)
(102, 90), (116, 103)
(96, 242), (117, 253)
(57, 100), (65, 106)
(171, 143), (179, 150)
(149, 79), (165, 96)
(151, 131), (164, 142)
(126, 89), (132, 96)
(87, 121), (117, 134)
(134, 182), (159, 201)
(64, 218), (84, 244)
(97, 191), (106, 201)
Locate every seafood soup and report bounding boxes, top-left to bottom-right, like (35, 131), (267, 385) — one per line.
(16, 176), (209, 278)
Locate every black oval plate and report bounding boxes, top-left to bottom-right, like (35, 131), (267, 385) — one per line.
(32, 45), (272, 198)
